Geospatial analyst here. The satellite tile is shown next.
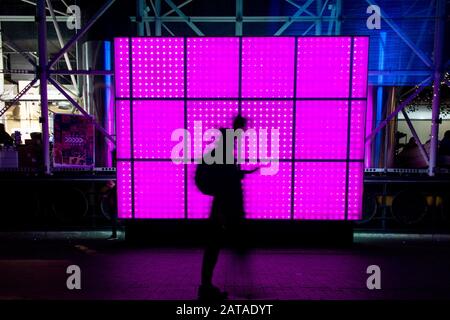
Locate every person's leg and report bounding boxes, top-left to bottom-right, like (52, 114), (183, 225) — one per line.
(199, 220), (227, 300)
(200, 241), (220, 286)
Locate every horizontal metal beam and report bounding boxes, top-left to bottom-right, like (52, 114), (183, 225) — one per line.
(0, 69), (35, 74)
(368, 70), (433, 76)
(49, 69), (114, 75)
(130, 15), (339, 23)
(0, 15), (69, 22)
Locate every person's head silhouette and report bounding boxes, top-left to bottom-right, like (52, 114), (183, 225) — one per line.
(233, 115), (247, 131)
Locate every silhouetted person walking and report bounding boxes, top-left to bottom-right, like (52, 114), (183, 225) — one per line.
(197, 115), (257, 301)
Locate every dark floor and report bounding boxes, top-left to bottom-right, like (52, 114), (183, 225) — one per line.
(0, 232), (449, 300)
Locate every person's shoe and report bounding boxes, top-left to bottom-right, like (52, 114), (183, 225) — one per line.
(198, 284), (228, 301)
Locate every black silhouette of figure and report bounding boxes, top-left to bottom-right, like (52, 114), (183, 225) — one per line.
(440, 130), (450, 156)
(0, 124), (13, 147)
(198, 115), (258, 301)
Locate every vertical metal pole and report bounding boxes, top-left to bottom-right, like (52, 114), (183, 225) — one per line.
(335, 0), (341, 35)
(315, 0), (322, 35)
(235, 0), (243, 36)
(37, 0), (50, 174)
(136, 0), (145, 36)
(155, 0), (161, 36)
(428, 0), (445, 176)
(46, 0), (78, 95)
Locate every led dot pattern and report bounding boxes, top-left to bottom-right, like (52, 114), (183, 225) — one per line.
(116, 100), (130, 159)
(352, 37), (369, 98)
(114, 38), (130, 98)
(117, 161), (132, 218)
(244, 162), (292, 219)
(347, 162), (364, 220)
(114, 36), (369, 220)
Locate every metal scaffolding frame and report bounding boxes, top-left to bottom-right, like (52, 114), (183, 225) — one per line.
(0, 0), (447, 175)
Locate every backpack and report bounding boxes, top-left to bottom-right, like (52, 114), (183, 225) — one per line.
(195, 163), (217, 196)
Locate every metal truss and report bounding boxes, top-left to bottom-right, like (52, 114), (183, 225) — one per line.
(0, 0), (447, 176)
(131, 0), (343, 37)
(130, 0), (446, 176)
(1, 0), (117, 174)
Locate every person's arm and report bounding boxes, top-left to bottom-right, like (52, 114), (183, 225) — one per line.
(241, 167), (259, 174)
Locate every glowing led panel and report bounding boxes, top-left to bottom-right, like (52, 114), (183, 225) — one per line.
(296, 100), (348, 159)
(241, 100), (293, 160)
(133, 100), (184, 159)
(187, 100), (239, 160)
(117, 161), (132, 218)
(114, 36), (369, 221)
(294, 162), (346, 220)
(243, 162), (291, 219)
(352, 37), (369, 98)
(242, 37), (295, 98)
(116, 100), (131, 159)
(347, 162), (364, 220)
(132, 38), (184, 98)
(297, 37), (351, 98)
(134, 161), (184, 218)
(114, 38), (130, 98)
(187, 38), (239, 98)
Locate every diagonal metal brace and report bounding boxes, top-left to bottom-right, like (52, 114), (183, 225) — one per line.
(275, 0), (316, 35)
(365, 78), (430, 142)
(164, 0), (204, 35)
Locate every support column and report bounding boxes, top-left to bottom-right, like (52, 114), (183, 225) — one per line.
(335, 0), (341, 35)
(136, 0), (145, 36)
(428, 0), (446, 176)
(155, 0), (161, 36)
(315, 0), (322, 35)
(37, 0), (50, 174)
(235, 0), (243, 36)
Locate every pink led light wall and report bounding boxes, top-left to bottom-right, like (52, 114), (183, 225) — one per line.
(114, 36), (369, 220)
